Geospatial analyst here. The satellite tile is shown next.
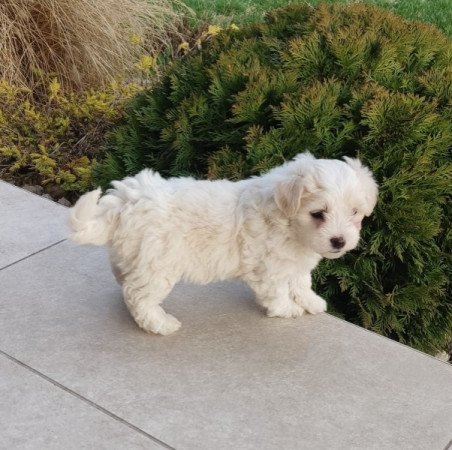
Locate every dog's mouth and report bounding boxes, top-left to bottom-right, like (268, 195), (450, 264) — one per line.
(323, 249), (344, 259)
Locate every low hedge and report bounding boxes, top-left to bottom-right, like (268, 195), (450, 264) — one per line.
(96, 3), (452, 354)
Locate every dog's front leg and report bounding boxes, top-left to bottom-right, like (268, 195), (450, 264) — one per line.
(247, 277), (305, 318)
(289, 274), (327, 315)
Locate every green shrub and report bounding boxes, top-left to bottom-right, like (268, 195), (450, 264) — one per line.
(96, 3), (452, 354)
(0, 77), (140, 199)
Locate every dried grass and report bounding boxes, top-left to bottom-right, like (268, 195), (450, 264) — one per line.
(0, 0), (186, 92)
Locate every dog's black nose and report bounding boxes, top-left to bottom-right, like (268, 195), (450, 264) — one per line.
(330, 236), (345, 249)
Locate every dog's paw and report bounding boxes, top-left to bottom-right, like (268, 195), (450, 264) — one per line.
(152, 313), (182, 335)
(292, 290), (327, 315)
(267, 301), (305, 319)
(138, 310), (182, 336)
(303, 294), (327, 315)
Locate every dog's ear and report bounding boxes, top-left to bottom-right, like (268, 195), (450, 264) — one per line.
(343, 156), (378, 216)
(274, 176), (305, 217)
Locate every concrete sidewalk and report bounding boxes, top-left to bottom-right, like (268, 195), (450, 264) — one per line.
(1, 180), (451, 450)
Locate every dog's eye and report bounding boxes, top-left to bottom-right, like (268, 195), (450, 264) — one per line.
(310, 211), (325, 221)
(352, 208), (358, 215)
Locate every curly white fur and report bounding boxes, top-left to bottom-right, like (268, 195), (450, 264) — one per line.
(70, 153), (378, 335)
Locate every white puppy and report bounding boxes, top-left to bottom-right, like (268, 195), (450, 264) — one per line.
(70, 153), (378, 335)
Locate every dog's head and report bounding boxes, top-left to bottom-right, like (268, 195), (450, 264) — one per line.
(274, 153), (378, 259)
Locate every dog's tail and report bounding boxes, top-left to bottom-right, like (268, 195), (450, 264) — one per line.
(69, 188), (116, 245)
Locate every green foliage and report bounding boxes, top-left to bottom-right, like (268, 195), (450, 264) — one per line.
(0, 78), (140, 199)
(97, 3), (452, 354)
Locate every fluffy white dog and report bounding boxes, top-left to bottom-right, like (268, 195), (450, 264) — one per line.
(70, 153), (378, 335)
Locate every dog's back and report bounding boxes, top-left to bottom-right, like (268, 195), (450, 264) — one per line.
(70, 169), (244, 283)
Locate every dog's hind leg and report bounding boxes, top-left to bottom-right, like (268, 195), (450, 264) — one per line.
(111, 261), (125, 285)
(122, 272), (181, 335)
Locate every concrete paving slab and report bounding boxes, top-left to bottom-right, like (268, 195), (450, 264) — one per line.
(0, 181), (68, 269)
(0, 353), (165, 449)
(1, 240), (451, 449)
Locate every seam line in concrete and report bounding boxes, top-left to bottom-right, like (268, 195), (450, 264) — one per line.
(0, 350), (175, 450)
(0, 239), (67, 272)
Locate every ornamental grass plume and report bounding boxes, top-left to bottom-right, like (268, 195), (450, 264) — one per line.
(0, 0), (184, 92)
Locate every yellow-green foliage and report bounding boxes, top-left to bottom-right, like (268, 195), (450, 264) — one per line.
(0, 78), (140, 197)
